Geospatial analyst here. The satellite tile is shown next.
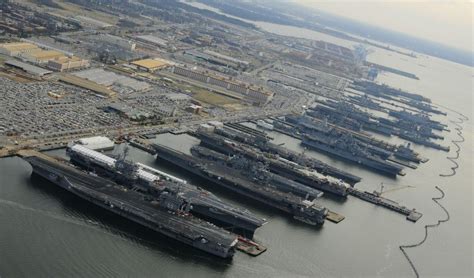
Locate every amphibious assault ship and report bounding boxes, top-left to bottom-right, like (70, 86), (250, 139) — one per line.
(67, 144), (266, 237)
(23, 153), (238, 258)
(152, 143), (329, 226)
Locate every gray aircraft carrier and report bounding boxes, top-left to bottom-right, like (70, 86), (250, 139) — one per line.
(22, 152), (239, 258)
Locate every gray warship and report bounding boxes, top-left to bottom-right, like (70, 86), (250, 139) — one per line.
(152, 143), (329, 226)
(23, 153), (238, 258)
(67, 144), (266, 237)
(195, 130), (350, 197)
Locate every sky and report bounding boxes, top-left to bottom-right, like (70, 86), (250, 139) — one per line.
(294, 0), (473, 52)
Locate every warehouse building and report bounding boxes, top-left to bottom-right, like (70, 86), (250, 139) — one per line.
(58, 74), (116, 98)
(74, 136), (114, 151)
(5, 60), (52, 77)
(47, 56), (90, 72)
(73, 68), (150, 92)
(170, 66), (274, 106)
(99, 34), (136, 51)
(21, 49), (65, 64)
(135, 35), (168, 48)
(131, 58), (171, 72)
(0, 42), (40, 57)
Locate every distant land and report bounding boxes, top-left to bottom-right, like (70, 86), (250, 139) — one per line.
(193, 0), (473, 67)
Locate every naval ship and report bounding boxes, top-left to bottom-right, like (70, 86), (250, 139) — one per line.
(152, 143), (328, 226)
(67, 144), (266, 237)
(213, 126), (361, 184)
(23, 154), (238, 258)
(190, 145), (324, 200)
(301, 132), (404, 176)
(195, 130), (350, 197)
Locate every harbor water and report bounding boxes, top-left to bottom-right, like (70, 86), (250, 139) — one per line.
(1, 25), (473, 277)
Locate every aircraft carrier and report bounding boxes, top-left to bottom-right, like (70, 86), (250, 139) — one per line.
(67, 144), (266, 237)
(22, 153), (238, 258)
(190, 145), (324, 200)
(152, 143), (329, 226)
(195, 130), (350, 197)
(301, 133), (404, 177)
(213, 127), (362, 184)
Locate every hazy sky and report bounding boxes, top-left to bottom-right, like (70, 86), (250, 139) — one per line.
(295, 0), (473, 52)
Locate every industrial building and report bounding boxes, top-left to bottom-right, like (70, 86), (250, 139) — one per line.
(47, 56), (90, 72)
(73, 15), (113, 29)
(0, 42), (40, 57)
(106, 103), (154, 121)
(203, 50), (250, 67)
(98, 34), (136, 51)
(185, 104), (202, 114)
(171, 66), (274, 106)
(58, 74), (116, 98)
(131, 58), (171, 72)
(184, 49), (249, 69)
(74, 136), (114, 151)
(21, 50), (65, 64)
(5, 60), (52, 77)
(135, 35), (168, 48)
(73, 68), (150, 92)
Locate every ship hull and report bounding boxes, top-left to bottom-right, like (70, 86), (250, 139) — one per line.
(25, 156), (236, 258)
(153, 145), (327, 226)
(301, 138), (402, 177)
(68, 153), (262, 237)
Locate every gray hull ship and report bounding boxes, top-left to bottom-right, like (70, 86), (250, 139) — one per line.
(152, 143), (328, 226)
(24, 154), (238, 258)
(66, 144), (266, 237)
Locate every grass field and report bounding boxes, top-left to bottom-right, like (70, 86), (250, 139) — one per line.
(19, 0), (119, 25)
(193, 89), (240, 106)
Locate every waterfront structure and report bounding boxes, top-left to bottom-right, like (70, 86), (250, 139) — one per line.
(74, 136), (114, 151)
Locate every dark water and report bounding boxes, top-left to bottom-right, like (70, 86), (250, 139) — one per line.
(1, 31), (473, 277)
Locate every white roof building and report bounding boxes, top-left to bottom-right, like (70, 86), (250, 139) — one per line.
(76, 136), (114, 151)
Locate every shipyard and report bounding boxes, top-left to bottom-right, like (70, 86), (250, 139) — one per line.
(0, 1), (471, 277)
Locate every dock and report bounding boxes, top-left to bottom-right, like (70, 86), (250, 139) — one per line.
(127, 138), (156, 155)
(388, 157), (418, 169)
(236, 236), (267, 256)
(0, 147), (16, 158)
(348, 188), (422, 222)
(225, 122), (273, 139)
(326, 210), (345, 223)
(169, 128), (189, 135)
